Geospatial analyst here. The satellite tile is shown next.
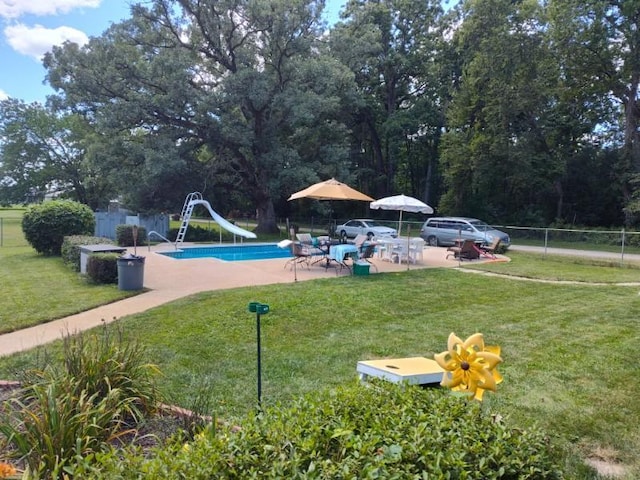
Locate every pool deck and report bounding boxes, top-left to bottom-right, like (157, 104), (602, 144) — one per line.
(0, 243), (491, 357)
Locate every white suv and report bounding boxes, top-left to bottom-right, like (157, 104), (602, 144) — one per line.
(419, 217), (510, 247)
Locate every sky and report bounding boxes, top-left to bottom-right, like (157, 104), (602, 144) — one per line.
(0, 0), (347, 104)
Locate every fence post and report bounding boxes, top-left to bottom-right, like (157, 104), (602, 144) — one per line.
(544, 228), (548, 256)
(621, 228), (625, 265)
(0, 217), (3, 247)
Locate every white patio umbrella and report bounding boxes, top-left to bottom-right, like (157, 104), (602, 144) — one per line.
(369, 194), (434, 236)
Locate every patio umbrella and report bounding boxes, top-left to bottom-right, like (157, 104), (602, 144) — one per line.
(288, 178), (374, 240)
(288, 178), (374, 202)
(369, 194), (433, 237)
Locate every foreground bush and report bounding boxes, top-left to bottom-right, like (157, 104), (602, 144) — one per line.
(0, 327), (160, 479)
(22, 200), (95, 255)
(69, 381), (565, 479)
(87, 253), (119, 284)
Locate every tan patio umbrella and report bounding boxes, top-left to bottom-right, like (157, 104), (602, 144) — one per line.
(288, 178), (374, 202)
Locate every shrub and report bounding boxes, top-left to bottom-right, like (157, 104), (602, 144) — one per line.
(61, 235), (114, 271)
(116, 224), (147, 247)
(66, 381), (566, 479)
(168, 224), (232, 242)
(21, 200), (95, 256)
(87, 253), (119, 284)
(0, 327), (160, 478)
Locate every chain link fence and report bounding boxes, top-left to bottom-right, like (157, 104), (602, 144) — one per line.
(6, 211), (640, 262)
(289, 216), (640, 260)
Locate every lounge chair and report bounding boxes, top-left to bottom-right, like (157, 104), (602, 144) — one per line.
(480, 238), (501, 258)
(446, 239), (480, 261)
(353, 234), (368, 248)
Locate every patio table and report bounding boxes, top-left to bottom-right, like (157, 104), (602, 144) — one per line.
(329, 244), (359, 272)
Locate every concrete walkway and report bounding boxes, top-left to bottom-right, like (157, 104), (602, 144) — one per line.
(0, 244), (466, 357)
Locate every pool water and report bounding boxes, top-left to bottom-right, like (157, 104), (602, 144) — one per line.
(158, 243), (292, 262)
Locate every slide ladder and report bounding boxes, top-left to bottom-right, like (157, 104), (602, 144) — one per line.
(175, 192), (202, 245)
(175, 192), (256, 245)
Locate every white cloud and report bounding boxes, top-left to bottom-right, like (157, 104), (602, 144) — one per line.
(0, 88), (8, 100)
(4, 23), (89, 60)
(0, 0), (101, 19)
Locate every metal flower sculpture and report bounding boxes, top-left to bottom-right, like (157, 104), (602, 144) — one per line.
(434, 332), (503, 401)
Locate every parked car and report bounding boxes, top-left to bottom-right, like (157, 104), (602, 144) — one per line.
(419, 217), (510, 248)
(336, 219), (397, 241)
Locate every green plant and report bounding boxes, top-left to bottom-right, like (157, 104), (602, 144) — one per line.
(167, 224), (220, 242)
(86, 253), (119, 284)
(58, 326), (160, 420)
(116, 224), (147, 247)
(0, 375), (132, 478)
(0, 327), (161, 478)
(64, 381), (565, 478)
(61, 235), (114, 271)
(21, 200), (95, 256)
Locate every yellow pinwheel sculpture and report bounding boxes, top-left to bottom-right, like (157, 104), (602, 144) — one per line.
(434, 332), (503, 401)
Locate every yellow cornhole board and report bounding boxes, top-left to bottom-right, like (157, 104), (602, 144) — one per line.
(357, 357), (445, 386)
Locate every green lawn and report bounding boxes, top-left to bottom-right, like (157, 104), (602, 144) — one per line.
(1, 229), (639, 477)
(467, 250), (640, 283)
(0, 207), (136, 333)
(0, 207), (28, 247)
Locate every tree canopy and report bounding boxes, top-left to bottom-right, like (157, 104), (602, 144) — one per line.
(1, 0), (639, 229)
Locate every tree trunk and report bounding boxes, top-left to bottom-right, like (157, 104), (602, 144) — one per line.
(254, 197), (280, 234)
(554, 179), (564, 221)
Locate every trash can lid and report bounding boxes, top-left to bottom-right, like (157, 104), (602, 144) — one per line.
(120, 253), (145, 260)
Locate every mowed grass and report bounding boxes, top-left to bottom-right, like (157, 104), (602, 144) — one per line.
(0, 207), (28, 247)
(0, 207), (136, 333)
(466, 250), (640, 283)
(1, 238), (640, 477)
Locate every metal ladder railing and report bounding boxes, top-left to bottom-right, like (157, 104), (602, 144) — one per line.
(175, 192), (203, 245)
(147, 230), (177, 250)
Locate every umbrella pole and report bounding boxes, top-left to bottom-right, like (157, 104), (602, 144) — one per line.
(407, 224), (411, 271)
(289, 227), (297, 282)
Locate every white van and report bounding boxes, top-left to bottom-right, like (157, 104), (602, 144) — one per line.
(419, 217), (510, 247)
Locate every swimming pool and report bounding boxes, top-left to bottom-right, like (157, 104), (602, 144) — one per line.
(158, 243), (292, 262)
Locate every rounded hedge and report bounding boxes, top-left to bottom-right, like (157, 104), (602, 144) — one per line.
(22, 200), (95, 256)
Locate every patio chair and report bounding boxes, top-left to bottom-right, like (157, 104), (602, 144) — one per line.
(357, 241), (379, 272)
(284, 241), (314, 270)
(295, 233), (327, 262)
(296, 233), (314, 245)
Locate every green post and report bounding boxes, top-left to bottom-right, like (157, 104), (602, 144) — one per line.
(248, 302), (270, 406)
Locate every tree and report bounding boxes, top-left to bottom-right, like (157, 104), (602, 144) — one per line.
(329, 0), (444, 202)
(547, 0), (640, 226)
(0, 99), (113, 209)
(439, 0), (567, 223)
(44, 0), (354, 232)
